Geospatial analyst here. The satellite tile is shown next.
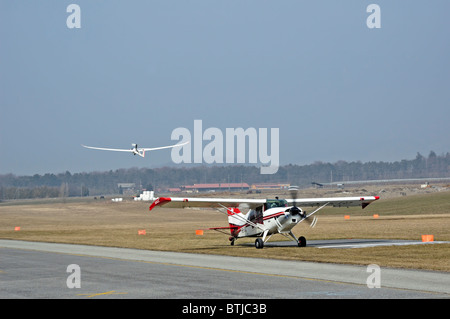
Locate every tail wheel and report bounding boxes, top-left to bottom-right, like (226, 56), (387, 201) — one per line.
(298, 236), (306, 247)
(255, 238), (264, 249)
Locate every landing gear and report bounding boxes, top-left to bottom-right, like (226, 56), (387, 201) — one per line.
(252, 231), (305, 249)
(288, 231), (306, 247)
(298, 236), (307, 247)
(255, 238), (264, 249)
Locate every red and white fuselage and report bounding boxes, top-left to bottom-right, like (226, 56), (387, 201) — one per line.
(225, 201), (301, 239)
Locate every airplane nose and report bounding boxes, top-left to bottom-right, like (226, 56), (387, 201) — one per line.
(289, 206), (301, 215)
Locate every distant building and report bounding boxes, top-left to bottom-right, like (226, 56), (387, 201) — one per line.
(183, 183), (250, 192)
(251, 183), (290, 190)
(117, 183), (136, 195)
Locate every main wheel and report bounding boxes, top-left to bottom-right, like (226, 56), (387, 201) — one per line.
(255, 238), (264, 249)
(298, 236), (306, 247)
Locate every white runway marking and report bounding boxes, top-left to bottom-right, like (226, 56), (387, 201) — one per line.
(317, 241), (449, 249)
(264, 239), (450, 249)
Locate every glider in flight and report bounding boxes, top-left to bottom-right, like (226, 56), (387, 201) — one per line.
(82, 141), (189, 158)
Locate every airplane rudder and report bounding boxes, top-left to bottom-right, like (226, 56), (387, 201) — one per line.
(227, 207), (240, 216)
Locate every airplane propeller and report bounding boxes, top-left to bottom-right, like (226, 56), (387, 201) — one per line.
(288, 186), (317, 228)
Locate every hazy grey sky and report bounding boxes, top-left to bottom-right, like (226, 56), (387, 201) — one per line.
(1, 1), (449, 175)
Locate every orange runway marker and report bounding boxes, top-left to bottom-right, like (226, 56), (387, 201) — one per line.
(138, 230), (146, 235)
(373, 214), (379, 219)
(14, 227), (21, 231)
(195, 230), (204, 236)
(344, 215), (350, 220)
(421, 235), (434, 242)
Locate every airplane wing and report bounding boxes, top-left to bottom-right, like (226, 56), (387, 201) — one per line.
(141, 141), (189, 151)
(81, 145), (134, 152)
(149, 197), (266, 211)
(286, 196), (380, 209)
(82, 141), (189, 153)
(149, 195), (379, 211)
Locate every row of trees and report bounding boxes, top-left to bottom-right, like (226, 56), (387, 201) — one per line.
(1, 151), (449, 200)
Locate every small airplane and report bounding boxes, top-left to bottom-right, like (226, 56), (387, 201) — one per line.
(149, 187), (379, 249)
(82, 141), (189, 158)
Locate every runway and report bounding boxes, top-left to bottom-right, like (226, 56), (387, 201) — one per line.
(262, 238), (450, 249)
(1, 240), (449, 299)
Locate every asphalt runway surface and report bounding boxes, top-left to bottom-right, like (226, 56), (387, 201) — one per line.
(1, 240), (449, 299)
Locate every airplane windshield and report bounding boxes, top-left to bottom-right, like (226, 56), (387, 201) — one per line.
(265, 199), (288, 210)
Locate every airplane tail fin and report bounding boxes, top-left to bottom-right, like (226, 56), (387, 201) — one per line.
(207, 207), (246, 238)
(227, 207), (245, 235)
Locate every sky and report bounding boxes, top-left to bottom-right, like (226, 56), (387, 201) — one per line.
(1, 1), (449, 175)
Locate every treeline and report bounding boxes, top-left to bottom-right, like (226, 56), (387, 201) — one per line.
(1, 151), (449, 200)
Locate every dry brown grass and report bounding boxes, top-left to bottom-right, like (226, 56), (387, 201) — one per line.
(1, 189), (449, 272)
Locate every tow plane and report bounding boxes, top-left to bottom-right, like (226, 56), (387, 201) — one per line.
(82, 141), (189, 158)
(149, 187), (379, 249)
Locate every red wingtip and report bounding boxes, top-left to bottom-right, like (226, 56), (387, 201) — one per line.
(149, 197), (171, 211)
(374, 196), (380, 200)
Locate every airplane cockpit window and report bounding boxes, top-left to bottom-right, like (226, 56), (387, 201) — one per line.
(247, 210), (255, 221)
(248, 207), (263, 224)
(264, 199), (288, 210)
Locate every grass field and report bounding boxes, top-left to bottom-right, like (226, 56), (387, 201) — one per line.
(1, 187), (449, 272)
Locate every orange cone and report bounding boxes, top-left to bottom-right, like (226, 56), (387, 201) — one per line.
(421, 235), (434, 242)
